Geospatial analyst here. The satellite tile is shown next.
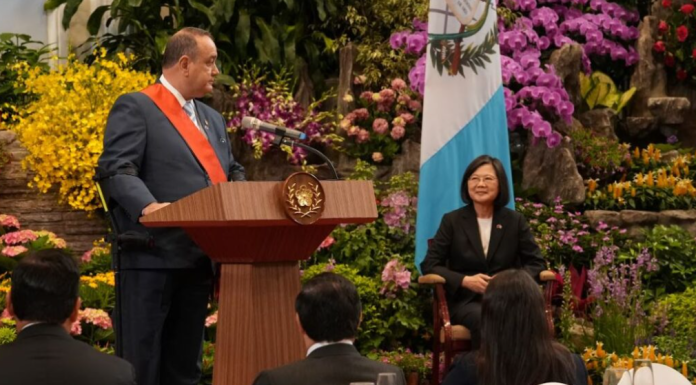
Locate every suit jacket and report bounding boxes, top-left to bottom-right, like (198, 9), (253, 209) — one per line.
(98, 91), (246, 269)
(420, 205), (545, 305)
(441, 351), (589, 385)
(252, 343), (407, 385)
(0, 323), (136, 385)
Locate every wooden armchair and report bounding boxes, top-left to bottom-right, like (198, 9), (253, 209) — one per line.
(418, 270), (558, 385)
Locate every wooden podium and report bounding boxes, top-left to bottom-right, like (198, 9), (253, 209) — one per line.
(141, 180), (377, 385)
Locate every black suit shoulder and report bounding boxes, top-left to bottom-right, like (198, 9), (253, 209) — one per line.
(253, 344), (405, 385)
(0, 325), (135, 385)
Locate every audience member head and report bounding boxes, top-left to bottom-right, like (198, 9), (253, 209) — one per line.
(161, 27), (218, 99)
(7, 249), (81, 331)
(477, 269), (576, 385)
(460, 155), (510, 209)
(295, 272), (361, 346)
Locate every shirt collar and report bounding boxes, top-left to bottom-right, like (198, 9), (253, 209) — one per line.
(19, 321), (45, 332)
(160, 75), (188, 107)
(306, 339), (353, 357)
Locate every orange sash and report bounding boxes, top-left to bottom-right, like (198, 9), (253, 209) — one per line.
(141, 84), (227, 184)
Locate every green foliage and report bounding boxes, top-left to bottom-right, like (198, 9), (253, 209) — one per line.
(80, 274), (115, 311)
(0, 33), (52, 122)
(301, 263), (428, 354)
(652, 287), (696, 359)
(634, 225), (696, 297)
(341, 0), (428, 87)
(579, 71), (636, 113)
(80, 248), (113, 275)
(368, 349), (431, 379)
(569, 128), (629, 181)
(0, 327), (16, 345)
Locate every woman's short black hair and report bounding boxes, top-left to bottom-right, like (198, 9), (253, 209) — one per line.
(460, 154), (510, 209)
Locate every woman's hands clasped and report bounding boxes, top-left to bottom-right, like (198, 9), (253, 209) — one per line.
(461, 274), (492, 294)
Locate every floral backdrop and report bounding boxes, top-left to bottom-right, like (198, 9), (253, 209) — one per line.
(0, 0), (695, 383)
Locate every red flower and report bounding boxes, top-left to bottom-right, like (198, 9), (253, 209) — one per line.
(677, 25), (689, 42)
(665, 54), (675, 67)
(677, 69), (688, 80)
(658, 20), (668, 34)
(681, 4), (695, 14)
(662, 0), (672, 8)
(653, 40), (666, 53)
(692, 48), (696, 59)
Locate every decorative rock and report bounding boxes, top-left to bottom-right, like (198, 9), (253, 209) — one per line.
(658, 210), (696, 236)
(554, 117), (583, 137)
(0, 130), (16, 145)
(619, 210), (659, 225)
(624, 117), (656, 137)
(629, 16), (666, 119)
(382, 140), (420, 181)
(549, 44), (584, 109)
(584, 210), (621, 228)
(647, 97), (691, 125)
(522, 137), (585, 205)
(578, 108), (618, 139)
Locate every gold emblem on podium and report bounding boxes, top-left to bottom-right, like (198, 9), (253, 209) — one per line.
(282, 172), (325, 225)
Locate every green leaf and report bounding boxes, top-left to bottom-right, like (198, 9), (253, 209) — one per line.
(616, 87), (637, 113)
(43, 0), (68, 11)
(87, 5), (111, 35)
(61, 0), (85, 30)
(253, 17), (280, 65)
(127, 0), (142, 6)
(315, 0), (327, 21)
(188, 0), (217, 26)
(234, 10), (251, 54)
(214, 0), (236, 23)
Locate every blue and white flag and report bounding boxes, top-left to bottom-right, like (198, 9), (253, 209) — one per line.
(416, 0), (514, 270)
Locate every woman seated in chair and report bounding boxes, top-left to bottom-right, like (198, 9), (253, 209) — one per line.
(420, 155), (546, 347)
(442, 269), (588, 385)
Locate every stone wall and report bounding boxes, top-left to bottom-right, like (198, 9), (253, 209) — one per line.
(585, 209), (696, 238)
(0, 129), (107, 255)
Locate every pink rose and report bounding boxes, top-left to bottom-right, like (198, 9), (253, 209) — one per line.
(399, 113), (415, 124)
(359, 91), (373, 101)
(391, 78), (407, 91)
(390, 125), (406, 140)
(372, 152), (384, 163)
(1, 245), (28, 258)
(357, 129), (370, 143)
(372, 118), (389, 135)
(353, 108), (369, 120)
(408, 100), (422, 111)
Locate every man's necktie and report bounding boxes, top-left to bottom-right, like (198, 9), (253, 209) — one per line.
(183, 100), (206, 136)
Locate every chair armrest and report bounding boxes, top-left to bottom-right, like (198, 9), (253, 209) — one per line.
(540, 270), (556, 282)
(418, 274), (446, 285)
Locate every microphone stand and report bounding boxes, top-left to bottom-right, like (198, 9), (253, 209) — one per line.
(273, 135), (340, 180)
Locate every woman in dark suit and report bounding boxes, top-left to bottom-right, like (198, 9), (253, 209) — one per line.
(441, 269), (588, 385)
(420, 155), (546, 346)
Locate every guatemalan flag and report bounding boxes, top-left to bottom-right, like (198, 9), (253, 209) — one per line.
(415, 0), (515, 270)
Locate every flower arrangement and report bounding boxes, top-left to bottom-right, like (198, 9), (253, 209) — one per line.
(569, 128), (629, 181)
(587, 246), (657, 354)
(583, 343), (696, 384)
(1, 50), (154, 212)
(339, 78), (422, 164)
(654, 2), (696, 81)
(0, 214), (68, 274)
(371, 349), (431, 379)
(585, 146), (696, 210)
(226, 66), (336, 165)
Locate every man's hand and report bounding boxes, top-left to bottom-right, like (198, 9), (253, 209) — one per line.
(461, 274), (492, 294)
(141, 202), (171, 216)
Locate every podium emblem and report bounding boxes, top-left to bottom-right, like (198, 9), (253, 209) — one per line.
(282, 172), (325, 225)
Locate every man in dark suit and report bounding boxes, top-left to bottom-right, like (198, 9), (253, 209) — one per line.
(97, 27), (245, 385)
(252, 272), (406, 385)
(0, 249), (135, 385)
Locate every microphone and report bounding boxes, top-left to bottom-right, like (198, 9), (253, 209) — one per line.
(241, 116), (307, 140)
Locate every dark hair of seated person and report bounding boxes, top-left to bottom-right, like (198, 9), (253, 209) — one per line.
(10, 249), (80, 324)
(295, 272), (361, 342)
(477, 269), (577, 385)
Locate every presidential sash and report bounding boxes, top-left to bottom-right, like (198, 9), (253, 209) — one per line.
(141, 84), (227, 184)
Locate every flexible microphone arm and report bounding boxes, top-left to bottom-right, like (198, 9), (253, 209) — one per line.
(275, 135), (340, 180)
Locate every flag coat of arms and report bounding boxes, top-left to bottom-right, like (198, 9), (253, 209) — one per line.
(416, 0), (514, 270)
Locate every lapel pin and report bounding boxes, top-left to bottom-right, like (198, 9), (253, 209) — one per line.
(204, 119), (210, 129)
(496, 224), (503, 229)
